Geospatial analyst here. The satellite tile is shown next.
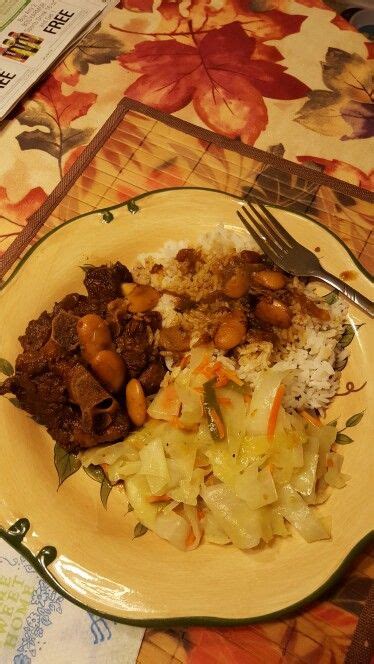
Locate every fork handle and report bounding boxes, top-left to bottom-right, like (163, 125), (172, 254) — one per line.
(317, 269), (374, 318)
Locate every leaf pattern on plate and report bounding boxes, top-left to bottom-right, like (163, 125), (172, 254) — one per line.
(322, 291), (339, 305)
(345, 412), (365, 428)
(6, 396), (21, 409)
(133, 522), (148, 538)
(84, 464), (105, 483)
(0, 358), (13, 376)
(100, 477), (113, 509)
(335, 433), (353, 444)
(339, 324), (356, 348)
(334, 411), (365, 445)
(84, 464), (113, 509)
(54, 444), (81, 487)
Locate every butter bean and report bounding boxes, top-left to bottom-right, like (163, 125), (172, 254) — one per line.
(158, 326), (190, 352)
(126, 284), (160, 313)
(255, 298), (291, 328)
(214, 311), (247, 350)
(126, 378), (147, 427)
(223, 269), (251, 298)
(90, 350), (126, 392)
(77, 314), (112, 360)
(252, 270), (287, 290)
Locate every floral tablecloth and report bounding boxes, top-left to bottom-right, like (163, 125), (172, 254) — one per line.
(0, 1), (373, 663)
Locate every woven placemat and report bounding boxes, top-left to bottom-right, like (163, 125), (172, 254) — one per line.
(0, 97), (373, 281)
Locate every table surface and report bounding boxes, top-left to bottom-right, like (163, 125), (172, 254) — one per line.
(0, 1), (372, 663)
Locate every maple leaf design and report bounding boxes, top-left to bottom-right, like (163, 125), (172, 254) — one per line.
(54, 27), (124, 86)
(120, 0), (154, 9)
(120, 22), (309, 144)
(154, 0), (306, 39)
(16, 77), (96, 176)
(248, 0), (357, 33)
(0, 186), (47, 252)
(366, 43), (374, 60)
(295, 48), (374, 140)
(297, 156), (374, 191)
(113, 1), (306, 45)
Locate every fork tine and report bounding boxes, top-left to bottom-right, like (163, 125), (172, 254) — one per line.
(255, 201), (297, 247)
(237, 211), (279, 263)
(246, 202), (290, 251)
(242, 206), (287, 256)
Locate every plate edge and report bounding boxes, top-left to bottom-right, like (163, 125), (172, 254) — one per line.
(0, 185), (372, 625)
(0, 186), (372, 294)
(0, 518), (373, 627)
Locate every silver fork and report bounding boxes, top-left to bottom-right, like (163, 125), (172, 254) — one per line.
(237, 201), (374, 318)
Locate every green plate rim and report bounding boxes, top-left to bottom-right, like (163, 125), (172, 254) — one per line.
(0, 185), (373, 626)
(0, 521), (373, 627)
(1, 186), (372, 293)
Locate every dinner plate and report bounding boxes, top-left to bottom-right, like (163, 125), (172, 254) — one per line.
(0, 187), (373, 625)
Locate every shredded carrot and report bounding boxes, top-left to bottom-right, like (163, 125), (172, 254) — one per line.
(300, 410), (322, 427)
(193, 356), (210, 374)
(185, 527), (196, 547)
(267, 384), (286, 438)
(217, 396), (232, 406)
(210, 408), (226, 439)
(193, 386), (204, 393)
(170, 416), (197, 431)
(148, 494), (171, 503)
(215, 374), (229, 388)
(194, 358), (243, 388)
(197, 508), (205, 521)
(201, 366), (215, 379)
(212, 362), (243, 387)
(179, 354), (190, 369)
(244, 393), (252, 404)
(212, 362), (229, 387)
(220, 367), (243, 386)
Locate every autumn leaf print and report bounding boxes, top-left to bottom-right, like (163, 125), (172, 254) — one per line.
(297, 157), (374, 191)
(151, 1), (307, 40)
(248, 144), (322, 211)
(120, 0), (154, 9)
(120, 22), (309, 144)
(0, 186), (47, 253)
(54, 27), (124, 86)
(295, 48), (374, 140)
(16, 77), (96, 177)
